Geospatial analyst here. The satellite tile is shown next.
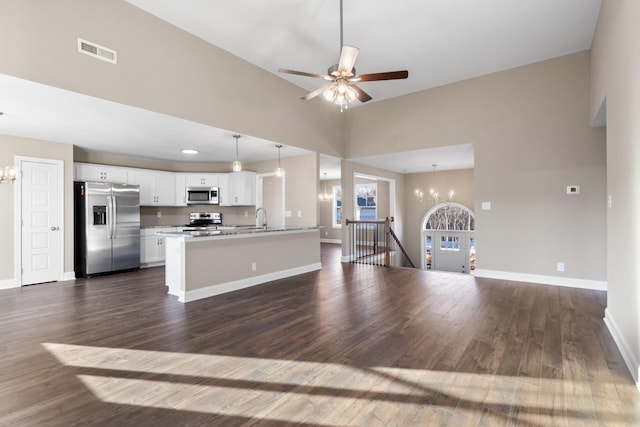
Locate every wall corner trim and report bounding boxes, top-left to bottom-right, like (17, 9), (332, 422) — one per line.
(62, 271), (76, 281)
(473, 269), (607, 291)
(320, 239), (342, 244)
(0, 278), (18, 290)
(604, 308), (640, 389)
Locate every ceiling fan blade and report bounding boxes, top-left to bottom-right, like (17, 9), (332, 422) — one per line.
(350, 84), (372, 103)
(302, 83), (335, 101)
(337, 46), (359, 75)
(352, 70), (409, 82)
(278, 68), (333, 81)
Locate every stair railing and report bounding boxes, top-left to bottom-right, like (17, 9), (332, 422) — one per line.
(345, 217), (416, 268)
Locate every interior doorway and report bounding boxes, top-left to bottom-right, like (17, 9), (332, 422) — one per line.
(421, 203), (475, 274)
(256, 173), (285, 228)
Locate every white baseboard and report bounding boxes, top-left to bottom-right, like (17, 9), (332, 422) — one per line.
(473, 269), (607, 291)
(320, 239), (342, 244)
(141, 262), (165, 269)
(176, 263), (322, 303)
(604, 308), (640, 389)
(62, 271), (76, 281)
(0, 278), (18, 290)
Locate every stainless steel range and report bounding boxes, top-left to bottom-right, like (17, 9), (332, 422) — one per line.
(182, 212), (222, 231)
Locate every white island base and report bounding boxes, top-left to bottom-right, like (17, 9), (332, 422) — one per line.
(163, 228), (321, 302)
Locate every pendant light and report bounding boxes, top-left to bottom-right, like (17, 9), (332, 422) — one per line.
(232, 134), (242, 172)
(275, 144), (284, 177)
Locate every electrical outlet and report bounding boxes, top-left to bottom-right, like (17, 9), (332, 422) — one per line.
(556, 262), (565, 272)
(157, 211), (161, 218)
(251, 262), (256, 271)
(297, 210), (302, 218)
(482, 202), (491, 210)
(244, 211), (248, 217)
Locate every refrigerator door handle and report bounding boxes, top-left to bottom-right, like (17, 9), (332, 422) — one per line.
(107, 195), (113, 239)
(111, 195), (118, 239)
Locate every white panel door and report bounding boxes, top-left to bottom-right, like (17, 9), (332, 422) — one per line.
(432, 230), (470, 274)
(21, 160), (61, 285)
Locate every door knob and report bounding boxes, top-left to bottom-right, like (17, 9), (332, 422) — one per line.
(50, 226), (59, 231)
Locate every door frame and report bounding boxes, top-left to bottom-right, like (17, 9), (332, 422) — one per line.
(256, 172), (286, 227)
(13, 156), (65, 286)
(420, 202), (475, 272)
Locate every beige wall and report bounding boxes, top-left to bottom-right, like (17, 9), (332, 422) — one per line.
(403, 169), (475, 266)
(346, 51), (606, 282)
(591, 0), (640, 379)
(0, 0), (344, 158)
(0, 135), (74, 280)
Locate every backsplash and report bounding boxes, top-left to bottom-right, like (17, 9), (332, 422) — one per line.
(141, 206), (256, 227)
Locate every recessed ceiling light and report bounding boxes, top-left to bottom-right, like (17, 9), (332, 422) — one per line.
(181, 149), (198, 155)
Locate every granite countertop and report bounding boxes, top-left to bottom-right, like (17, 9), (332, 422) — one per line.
(158, 226), (318, 239)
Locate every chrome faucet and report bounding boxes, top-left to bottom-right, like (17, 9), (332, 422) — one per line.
(255, 207), (267, 229)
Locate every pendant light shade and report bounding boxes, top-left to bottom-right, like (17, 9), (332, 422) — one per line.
(275, 144), (284, 177)
(232, 134), (242, 172)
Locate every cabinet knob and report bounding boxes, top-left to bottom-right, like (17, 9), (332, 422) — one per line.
(50, 226), (59, 231)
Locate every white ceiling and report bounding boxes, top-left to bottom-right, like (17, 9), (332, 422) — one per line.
(0, 0), (601, 177)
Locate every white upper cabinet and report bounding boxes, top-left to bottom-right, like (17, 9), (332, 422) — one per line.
(128, 169), (176, 206)
(74, 163), (128, 184)
(175, 174), (187, 206)
(184, 174), (219, 187)
(222, 171), (256, 206)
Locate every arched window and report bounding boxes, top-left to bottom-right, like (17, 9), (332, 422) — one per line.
(424, 203), (475, 231)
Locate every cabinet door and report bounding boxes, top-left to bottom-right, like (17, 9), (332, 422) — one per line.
(75, 163), (127, 183)
(140, 235), (166, 264)
(185, 174), (218, 187)
(218, 173), (229, 206)
(175, 174), (187, 206)
(227, 171), (256, 206)
(155, 172), (176, 206)
(128, 169), (157, 206)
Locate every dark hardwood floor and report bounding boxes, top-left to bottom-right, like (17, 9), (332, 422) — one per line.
(1, 243), (638, 426)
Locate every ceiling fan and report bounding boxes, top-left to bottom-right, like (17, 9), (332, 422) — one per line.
(278, 0), (408, 111)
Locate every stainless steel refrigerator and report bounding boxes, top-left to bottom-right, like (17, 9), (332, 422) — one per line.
(74, 182), (141, 277)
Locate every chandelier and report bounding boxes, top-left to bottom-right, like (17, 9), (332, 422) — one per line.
(318, 172), (333, 201)
(415, 164), (454, 204)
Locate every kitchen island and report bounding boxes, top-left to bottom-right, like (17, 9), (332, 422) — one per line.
(159, 227), (321, 303)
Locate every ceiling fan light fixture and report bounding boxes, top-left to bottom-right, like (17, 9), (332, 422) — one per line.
(323, 86), (336, 101)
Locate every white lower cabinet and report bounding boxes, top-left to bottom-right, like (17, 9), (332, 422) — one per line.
(140, 228), (177, 266)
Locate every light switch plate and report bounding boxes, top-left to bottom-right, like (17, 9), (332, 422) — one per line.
(567, 185), (580, 195)
(481, 202), (491, 210)
(285, 210), (292, 217)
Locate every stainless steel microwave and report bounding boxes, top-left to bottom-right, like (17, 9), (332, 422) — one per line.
(186, 187), (219, 205)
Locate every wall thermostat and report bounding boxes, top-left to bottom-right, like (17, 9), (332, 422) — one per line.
(567, 185), (580, 195)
